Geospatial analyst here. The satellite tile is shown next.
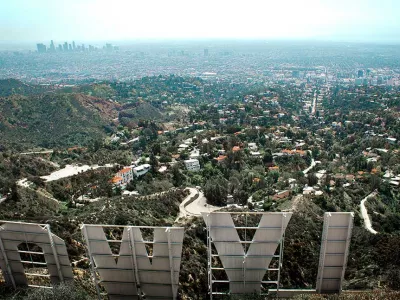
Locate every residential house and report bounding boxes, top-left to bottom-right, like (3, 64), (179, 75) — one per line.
(133, 164), (151, 177)
(214, 155), (227, 163)
(272, 190), (290, 201)
(184, 159), (200, 171)
(111, 167), (134, 188)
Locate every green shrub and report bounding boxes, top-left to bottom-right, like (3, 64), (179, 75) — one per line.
(24, 283), (93, 300)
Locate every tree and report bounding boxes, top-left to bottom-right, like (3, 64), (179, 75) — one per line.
(308, 173), (318, 186)
(126, 178), (137, 191)
(149, 153), (159, 174)
(370, 174), (381, 190)
(172, 165), (185, 187)
(263, 149), (273, 164)
(233, 189), (249, 206)
(268, 171), (280, 183)
(203, 176), (228, 206)
(159, 155), (172, 163)
(151, 143), (161, 155)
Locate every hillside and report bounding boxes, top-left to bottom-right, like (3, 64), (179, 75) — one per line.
(0, 93), (119, 149)
(0, 79), (49, 97)
(119, 100), (163, 126)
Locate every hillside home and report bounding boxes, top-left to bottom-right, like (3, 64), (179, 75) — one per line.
(133, 164), (151, 177)
(117, 167), (134, 185)
(248, 143), (258, 151)
(184, 159), (200, 172)
(111, 167), (134, 188)
(214, 155), (227, 163)
(272, 190), (290, 201)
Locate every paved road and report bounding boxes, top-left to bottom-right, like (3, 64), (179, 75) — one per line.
(360, 191), (378, 234)
(176, 187), (221, 221)
(311, 90), (317, 115)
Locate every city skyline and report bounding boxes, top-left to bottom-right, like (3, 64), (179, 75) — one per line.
(36, 40), (118, 53)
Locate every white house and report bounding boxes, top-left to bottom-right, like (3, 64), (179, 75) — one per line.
(133, 164), (151, 177)
(250, 151), (261, 157)
(189, 148), (200, 159)
(184, 159), (200, 172)
(248, 143), (258, 151)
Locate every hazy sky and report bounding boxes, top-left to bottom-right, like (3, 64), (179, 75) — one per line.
(0, 0), (399, 43)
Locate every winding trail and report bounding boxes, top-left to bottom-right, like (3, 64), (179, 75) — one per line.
(303, 151), (316, 175)
(20, 150), (54, 155)
(17, 178), (59, 204)
(360, 191), (378, 234)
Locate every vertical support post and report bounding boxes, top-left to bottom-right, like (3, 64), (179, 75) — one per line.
(276, 213), (286, 298)
(0, 229), (16, 289)
(166, 228), (177, 300)
(243, 212), (247, 291)
(128, 227), (142, 299)
(206, 213), (212, 300)
(81, 225), (101, 300)
(46, 225), (64, 283)
(339, 213), (354, 292)
(316, 212), (331, 293)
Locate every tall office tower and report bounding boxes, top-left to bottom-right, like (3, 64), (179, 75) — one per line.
(292, 70), (300, 78)
(357, 70), (363, 78)
(106, 43), (113, 51)
(58, 44), (63, 51)
(72, 41), (76, 50)
(63, 42), (68, 51)
(36, 43), (47, 53)
(68, 44), (72, 51)
(49, 40), (56, 52)
(81, 44), (85, 51)
(204, 48), (209, 56)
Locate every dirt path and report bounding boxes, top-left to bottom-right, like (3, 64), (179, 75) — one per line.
(360, 191), (378, 234)
(41, 164), (114, 182)
(17, 178), (59, 204)
(303, 151), (316, 175)
(289, 194), (304, 211)
(20, 150), (54, 155)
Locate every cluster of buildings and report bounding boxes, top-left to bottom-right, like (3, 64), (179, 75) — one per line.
(111, 164), (151, 188)
(1, 42), (398, 86)
(36, 40), (119, 53)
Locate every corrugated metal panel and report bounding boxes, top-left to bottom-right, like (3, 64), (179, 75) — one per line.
(202, 212), (292, 295)
(82, 225), (184, 299)
(0, 221), (73, 288)
(316, 212), (354, 294)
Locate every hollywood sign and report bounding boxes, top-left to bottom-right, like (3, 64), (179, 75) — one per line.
(0, 212), (354, 299)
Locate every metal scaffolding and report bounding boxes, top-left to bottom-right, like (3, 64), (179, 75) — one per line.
(202, 212), (292, 298)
